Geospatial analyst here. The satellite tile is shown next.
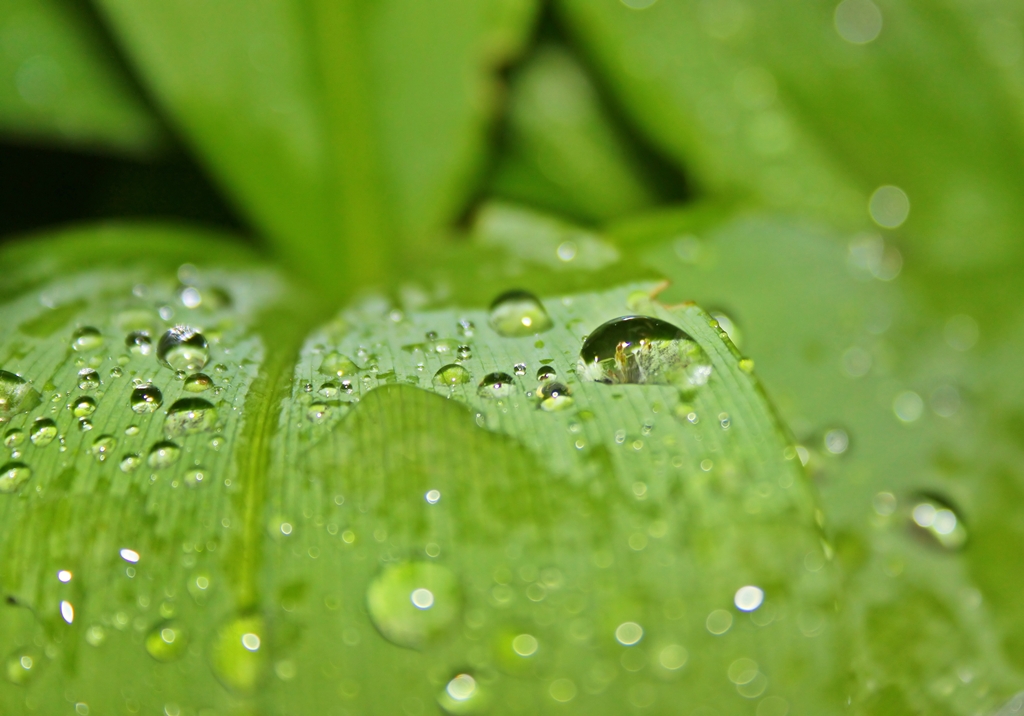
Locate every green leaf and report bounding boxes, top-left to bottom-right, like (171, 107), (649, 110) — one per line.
(0, 0), (162, 154)
(616, 209), (1024, 712)
(557, 0), (1024, 269)
(488, 44), (665, 223)
(0, 223), (839, 713)
(93, 0), (539, 292)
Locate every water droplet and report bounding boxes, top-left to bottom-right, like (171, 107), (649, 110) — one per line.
(366, 562), (460, 649)
(0, 370), (41, 417)
(125, 331), (152, 356)
(109, 367), (123, 379)
(577, 316), (712, 387)
(738, 358), (755, 373)
(120, 454), (141, 473)
(90, 435), (117, 462)
(438, 673), (487, 713)
(147, 441), (181, 470)
(615, 621), (644, 646)
(824, 429), (849, 455)
(536, 366), (556, 381)
(130, 385), (163, 414)
(734, 585), (764, 611)
(184, 468), (207, 488)
(146, 621), (188, 662)
(910, 494), (967, 550)
(3, 429), (24, 448)
(513, 363), (527, 376)
(319, 352), (359, 377)
(183, 373), (213, 393)
(4, 648), (42, 685)
(72, 396), (97, 417)
(318, 382), (339, 398)
(457, 345), (472, 360)
(77, 369), (100, 391)
(29, 418), (57, 447)
(210, 613), (268, 693)
(157, 326), (209, 372)
(306, 403), (330, 424)
(433, 364), (471, 389)
(71, 327), (103, 352)
(0, 463), (32, 493)
(537, 382), (574, 412)
(478, 372), (515, 400)
(164, 399), (217, 437)
(488, 290), (553, 337)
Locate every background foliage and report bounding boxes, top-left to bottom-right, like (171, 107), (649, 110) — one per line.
(2, 0), (1024, 714)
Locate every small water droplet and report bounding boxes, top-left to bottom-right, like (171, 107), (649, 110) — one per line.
(536, 366), (556, 381)
(131, 385), (163, 414)
(164, 399), (217, 437)
(302, 382), (313, 393)
(0, 370), (41, 417)
(72, 396), (97, 417)
(147, 441), (181, 470)
(120, 454), (141, 473)
(457, 345), (472, 360)
(457, 319), (475, 337)
(78, 419), (93, 432)
(0, 462), (32, 493)
(77, 369), (100, 391)
(366, 562), (460, 649)
(318, 382), (339, 398)
(90, 435), (117, 462)
(184, 468), (207, 488)
(71, 327), (103, 352)
(4, 648), (42, 685)
(433, 364), (471, 389)
(29, 418), (57, 447)
(157, 326), (209, 371)
(577, 316), (712, 387)
(909, 494), (967, 550)
(438, 673), (487, 713)
(109, 367), (123, 379)
(513, 363), (527, 376)
(537, 382), (573, 412)
(126, 331), (152, 356)
(146, 621), (188, 662)
(824, 428), (849, 455)
(183, 373), (213, 393)
(488, 290), (554, 337)
(738, 358), (755, 373)
(210, 613), (268, 693)
(306, 403), (330, 424)
(478, 373), (515, 400)
(3, 429), (24, 448)
(319, 352), (359, 377)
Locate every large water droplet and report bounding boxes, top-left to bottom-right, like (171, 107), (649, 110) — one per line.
(145, 621), (188, 662)
(183, 373), (213, 393)
(319, 352), (359, 377)
(71, 327), (103, 352)
(210, 613), (268, 693)
(3, 429), (24, 448)
(157, 326), (209, 371)
(909, 494), (967, 550)
(488, 290), (553, 337)
(77, 369), (100, 391)
(433, 364), (471, 389)
(0, 370), (41, 417)
(478, 372), (516, 400)
(147, 441), (181, 470)
(29, 418), (57, 447)
(536, 365), (556, 381)
(164, 399), (217, 437)
(130, 385), (163, 414)
(71, 397), (97, 418)
(577, 316), (712, 387)
(0, 463), (32, 493)
(125, 331), (152, 356)
(120, 454), (141, 473)
(366, 562), (460, 649)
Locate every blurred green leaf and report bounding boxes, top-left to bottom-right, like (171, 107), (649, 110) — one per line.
(93, 0), (539, 292)
(0, 0), (162, 154)
(557, 0), (1024, 270)
(488, 44), (666, 223)
(612, 209), (1024, 712)
(0, 222), (842, 713)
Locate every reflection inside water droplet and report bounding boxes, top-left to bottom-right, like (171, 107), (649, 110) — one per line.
(164, 399), (217, 437)
(577, 316), (712, 387)
(131, 385), (163, 414)
(29, 418), (56, 447)
(488, 290), (554, 337)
